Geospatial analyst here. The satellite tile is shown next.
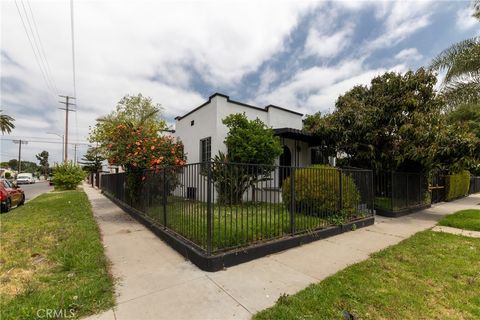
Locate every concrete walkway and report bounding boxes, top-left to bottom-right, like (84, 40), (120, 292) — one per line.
(83, 185), (480, 320)
(432, 225), (480, 238)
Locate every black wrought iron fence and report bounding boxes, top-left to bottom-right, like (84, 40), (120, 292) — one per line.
(374, 171), (430, 215)
(470, 176), (480, 194)
(101, 162), (373, 255)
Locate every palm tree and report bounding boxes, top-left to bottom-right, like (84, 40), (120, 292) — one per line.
(0, 110), (15, 134)
(430, 1), (480, 107)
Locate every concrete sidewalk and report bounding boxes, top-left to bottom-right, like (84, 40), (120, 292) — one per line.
(83, 185), (479, 320)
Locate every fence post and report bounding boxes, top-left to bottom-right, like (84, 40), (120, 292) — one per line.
(163, 169), (167, 228)
(406, 174), (409, 208)
(419, 174), (422, 205)
(290, 167), (296, 235)
(206, 162), (213, 254)
(338, 169), (343, 212)
(370, 171), (375, 215)
(91, 173), (94, 188)
(391, 171), (394, 211)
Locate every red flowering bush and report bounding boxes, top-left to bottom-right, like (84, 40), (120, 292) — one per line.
(89, 94), (186, 206)
(106, 122), (185, 170)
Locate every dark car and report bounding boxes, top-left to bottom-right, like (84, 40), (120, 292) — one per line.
(0, 179), (25, 213)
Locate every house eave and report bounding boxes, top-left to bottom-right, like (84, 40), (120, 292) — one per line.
(175, 93), (303, 121)
(273, 127), (321, 146)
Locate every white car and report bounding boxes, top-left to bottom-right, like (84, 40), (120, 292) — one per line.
(16, 173), (35, 184)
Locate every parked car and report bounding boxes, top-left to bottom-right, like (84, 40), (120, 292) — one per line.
(16, 173), (35, 184)
(0, 179), (25, 213)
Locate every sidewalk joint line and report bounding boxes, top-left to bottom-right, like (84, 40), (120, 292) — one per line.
(206, 275), (253, 315)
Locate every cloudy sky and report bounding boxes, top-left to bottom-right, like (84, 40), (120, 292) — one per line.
(1, 0), (479, 164)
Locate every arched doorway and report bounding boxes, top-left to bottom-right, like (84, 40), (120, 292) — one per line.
(279, 145), (291, 187)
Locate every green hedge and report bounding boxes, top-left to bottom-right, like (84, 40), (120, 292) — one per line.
(445, 170), (470, 201)
(282, 165), (360, 218)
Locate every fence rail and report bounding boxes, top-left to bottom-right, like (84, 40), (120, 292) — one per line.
(374, 171), (429, 214)
(100, 162), (374, 255)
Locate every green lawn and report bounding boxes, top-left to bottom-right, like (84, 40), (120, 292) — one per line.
(0, 191), (114, 319)
(254, 231), (480, 320)
(438, 209), (480, 231)
(139, 196), (369, 253)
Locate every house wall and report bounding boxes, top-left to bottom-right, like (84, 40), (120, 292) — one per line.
(174, 98), (218, 163)
(175, 94), (305, 164)
(267, 107), (302, 130)
(174, 94), (312, 202)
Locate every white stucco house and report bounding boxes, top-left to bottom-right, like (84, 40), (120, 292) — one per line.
(174, 93), (333, 172)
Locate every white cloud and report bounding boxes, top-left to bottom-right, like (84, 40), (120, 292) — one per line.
(304, 23), (354, 58)
(254, 58), (409, 115)
(254, 59), (364, 112)
(366, 1), (434, 51)
(1, 0), (317, 162)
(395, 48), (423, 62)
(257, 67), (278, 95)
(456, 6), (478, 30)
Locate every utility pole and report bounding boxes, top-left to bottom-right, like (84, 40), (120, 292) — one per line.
(59, 95), (76, 162)
(73, 144), (78, 165)
(12, 140), (28, 173)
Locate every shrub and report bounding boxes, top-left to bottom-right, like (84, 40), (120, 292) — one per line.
(210, 152), (274, 205)
(282, 165), (361, 219)
(445, 170), (470, 201)
(4, 172), (11, 179)
(52, 162), (86, 190)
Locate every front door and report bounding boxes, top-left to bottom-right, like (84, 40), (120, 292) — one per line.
(279, 145), (291, 187)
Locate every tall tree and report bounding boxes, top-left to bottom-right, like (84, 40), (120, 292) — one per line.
(305, 68), (478, 173)
(0, 110), (15, 134)
(430, 1), (480, 107)
(36, 151), (49, 177)
(79, 147), (105, 174)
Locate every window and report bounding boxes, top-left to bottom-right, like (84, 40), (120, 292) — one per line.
(191, 120), (194, 126)
(200, 137), (211, 163)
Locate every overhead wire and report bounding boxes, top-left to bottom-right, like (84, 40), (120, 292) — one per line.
(25, 0), (58, 93)
(14, 0), (56, 97)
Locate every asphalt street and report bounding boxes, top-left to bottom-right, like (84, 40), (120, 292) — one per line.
(19, 181), (53, 201)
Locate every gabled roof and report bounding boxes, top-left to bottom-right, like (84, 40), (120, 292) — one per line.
(174, 93), (303, 120)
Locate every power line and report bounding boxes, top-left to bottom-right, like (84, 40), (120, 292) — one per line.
(2, 135), (87, 142)
(14, 0), (55, 97)
(21, 0), (56, 93)
(25, 0), (58, 93)
(18, 0), (57, 95)
(1, 138), (90, 146)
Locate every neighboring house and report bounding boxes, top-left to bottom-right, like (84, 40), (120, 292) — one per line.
(174, 93), (333, 170)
